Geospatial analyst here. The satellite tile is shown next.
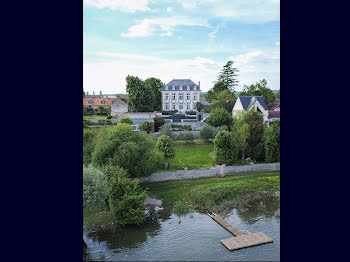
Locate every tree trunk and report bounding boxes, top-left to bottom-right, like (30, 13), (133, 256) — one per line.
(164, 157), (169, 169)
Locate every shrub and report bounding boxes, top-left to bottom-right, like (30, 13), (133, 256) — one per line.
(200, 124), (216, 142)
(214, 125), (229, 136)
(177, 131), (194, 143)
(244, 111), (265, 161)
(92, 124), (158, 177)
(170, 124), (192, 131)
(140, 121), (153, 133)
(119, 116), (133, 124)
(206, 107), (233, 128)
(108, 166), (148, 225)
(159, 124), (172, 137)
(214, 130), (237, 165)
(264, 121), (280, 162)
(186, 110), (196, 115)
(83, 166), (108, 211)
(83, 129), (95, 145)
(154, 117), (165, 132)
(156, 135), (175, 168)
(162, 110), (177, 115)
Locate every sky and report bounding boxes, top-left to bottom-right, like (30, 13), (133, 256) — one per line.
(83, 0), (280, 94)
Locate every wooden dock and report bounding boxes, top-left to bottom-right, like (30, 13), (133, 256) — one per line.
(207, 212), (273, 251)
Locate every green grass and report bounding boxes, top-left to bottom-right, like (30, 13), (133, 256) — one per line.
(143, 171), (280, 211)
(156, 140), (215, 172)
(83, 208), (116, 229)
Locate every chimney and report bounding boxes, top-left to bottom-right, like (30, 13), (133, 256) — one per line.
(93, 91), (95, 95)
(100, 90), (102, 96)
(198, 81), (200, 88)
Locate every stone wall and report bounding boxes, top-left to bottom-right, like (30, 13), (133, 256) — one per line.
(138, 163), (280, 183)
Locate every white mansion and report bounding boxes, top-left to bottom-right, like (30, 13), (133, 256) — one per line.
(162, 79), (201, 112)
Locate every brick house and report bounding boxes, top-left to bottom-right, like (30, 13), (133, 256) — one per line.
(83, 93), (128, 115)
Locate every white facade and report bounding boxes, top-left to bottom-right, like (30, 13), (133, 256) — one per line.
(232, 96), (269, 124)
(161, 80), (201, 112)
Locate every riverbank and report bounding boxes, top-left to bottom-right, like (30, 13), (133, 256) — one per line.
(84, 171), (280, 229)
(144, 171), (280, 213)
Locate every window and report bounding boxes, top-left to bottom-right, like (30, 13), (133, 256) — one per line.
(112, 100), (115, 104)
(172, 93), (176, 100)
(179, 93), (184, 100)
(173, 86), (175, 90)
(187, 86), (190, 90)
(180, 86), (183, 90)
(132, 125), (138, 131)
(187, 103), (190, 110)
(187, 93), (190, 100)
(165, 103), (169, 109)
(165, 93), (169, 100)
(172, 103), (176, 110)
(194, 86), (197, 90)
(88, 100), (92, 105)
(179, 103), (183, 110)
(101, 100), (105, 104)
(193, 94), (197, 100)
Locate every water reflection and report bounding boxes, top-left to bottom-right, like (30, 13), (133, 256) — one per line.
(84, 199), (280, 261)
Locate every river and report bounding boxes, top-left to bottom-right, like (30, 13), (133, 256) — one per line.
(84, 198), (280, 261)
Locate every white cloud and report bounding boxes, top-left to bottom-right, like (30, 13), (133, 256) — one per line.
(84, 0), (150, 12)
(208, 23), (224, 38)
(275, 41), (280, 46)
(83, 50), (280, 95)
(230, 50), (280, 90)
(166, 7), (172, 12)
(121, 16), (208, 37)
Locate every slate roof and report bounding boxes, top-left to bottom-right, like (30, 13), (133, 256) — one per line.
(239, 96), (268, 110)
(163, 79), (201, 91)
(200, 100), (213, 106)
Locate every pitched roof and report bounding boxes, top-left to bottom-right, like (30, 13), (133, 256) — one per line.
(163, 79), (201, 91)
(268, 99), (280, 110)
(239, 96), (268, 110)
(268, 110), (280, 119)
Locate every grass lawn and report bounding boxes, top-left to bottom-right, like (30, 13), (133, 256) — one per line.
(143, 171), (280, 211)
(83, 115), (109, 120)
(156, 139), (215, 172)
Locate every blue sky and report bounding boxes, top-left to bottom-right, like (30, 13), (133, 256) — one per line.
(83, 0), (280, 94)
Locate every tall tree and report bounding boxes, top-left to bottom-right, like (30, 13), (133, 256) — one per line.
(126, 75), (154, 112)
(240, 79), (276, 106)
(144, 77), (163, 111)
(212, 89), (236, 113)
(216, 60), (239, 92)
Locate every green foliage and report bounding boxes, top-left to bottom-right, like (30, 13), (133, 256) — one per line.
(214, 130), (237, 165)
(83, 166), (108, 211)
(216, 61), (239, 92)
(206, 107), (233, 128)
(174, 200), (191, 216)
(83, 129), (98, 166)
(264, 121), (280, 162)
(186, 110), (197, 115)
(211, 89), (236, 113)
(170, 124), (192, 131)
(140, 121), (153, 133)
(145, 77), (164, 111)
(83, 129), (95, 144)
(92, 124), (158, 177)
(240, 79), (276, 106)
(126, 75), (163, 112)
(156, 135), (176, 159)
(244, 111), (265, 161)
(200, 124), (216, 142)
(196, 102), (203, 112)
(118, 116), (133, 125)
(108, 166), (148, 225)
(126, 75), (154, 112)
(177, 131), (194, 144)
(159, 124), (172, 137)
(154, 117), (165, 132)
(161, 110), (178, 115)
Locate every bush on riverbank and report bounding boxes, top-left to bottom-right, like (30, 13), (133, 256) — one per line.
(264, 121), (280, 162)
(83, 166), (108, 211)
(214, 130), (237, 165)
(108, 166), (148, 225)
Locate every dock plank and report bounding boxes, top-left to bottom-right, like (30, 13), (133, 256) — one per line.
(208, 213), (245, 236)
(220, 232), (273, 251)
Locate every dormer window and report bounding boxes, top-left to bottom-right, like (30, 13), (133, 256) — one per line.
(180, 86), (183, 90)
(187, 86), (190, 90)
(166, 86), (169, 90)
(173, 86), (175, 90)
(194, 86), (197, 90)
